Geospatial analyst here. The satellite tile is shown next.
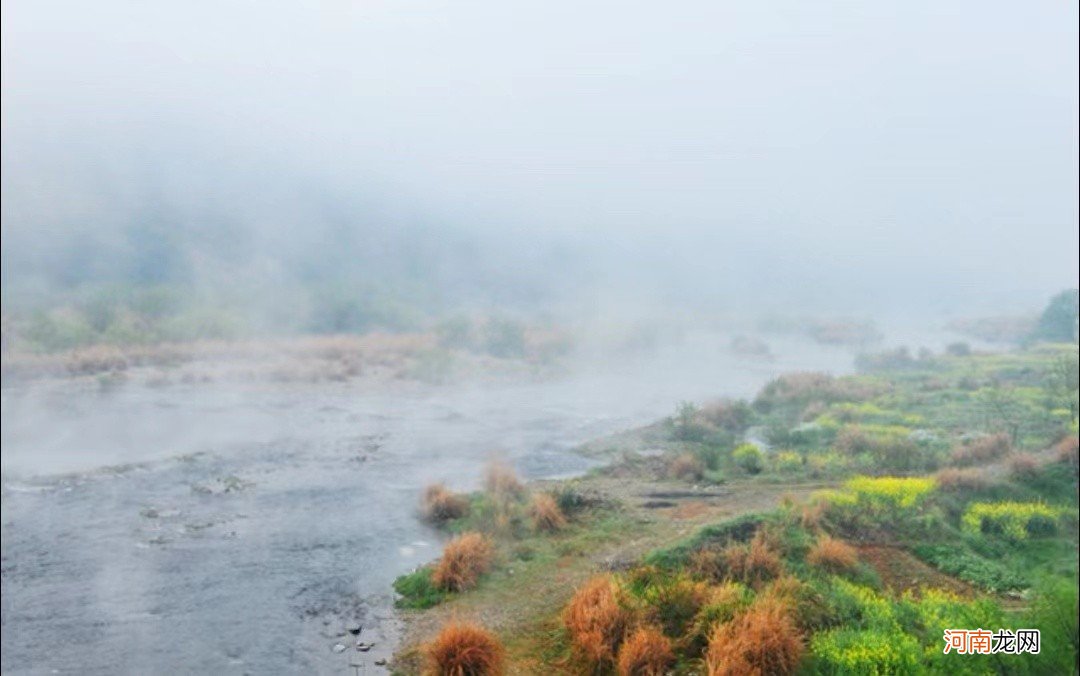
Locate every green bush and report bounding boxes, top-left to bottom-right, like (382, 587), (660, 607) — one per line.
(732, 443), (764, 474)
(809, 627), (919, 675)
(392, 567), (448, 609)
(773, 451), (803, 473)
(1024, 578), (1080, 674)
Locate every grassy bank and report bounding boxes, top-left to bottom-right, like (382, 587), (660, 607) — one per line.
(391, 343), (1078, 674)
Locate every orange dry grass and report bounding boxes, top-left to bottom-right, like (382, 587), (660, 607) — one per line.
(950, 432), (1011, 466)
(433, 533), (495, 592)
(616, 625), (674, 676)
(424, 621), (506, 676)
(529, 493), (567, 532)
(689, 548), (725, 581)
(484, 460), (525, 500)
(668, 453), (705, 481)
(721, 532), (782, 587)
(423, 483), (470, 523)
(934, 467), (989, 491)
(1006, 452), (1041, 480)
(704, 598), (803, 676)
(1057, 436), (1079, 475)
(562, 575), (634, 669)
(806, 536), (858, 573)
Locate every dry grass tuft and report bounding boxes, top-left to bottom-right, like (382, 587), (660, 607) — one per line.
(528, 492), (567, 532)
(806, 536), (858, 573)
(424, 620), (505, 676)
(616, 625), (674, 676)
(934, 467), (989, 491)
(799, 501), (827, 530)
(721, 532), (782, 587)
(432, 532), (495, 592)
(667, 453), (705, 481)
(1056, 436), (1078, 475)
(689, 582), (750, 642)
(422, 483), (470, 523)
(950, 432), (1011, 466)
(704, 598), (803, 676)
(562, 575), (635, 669)
(689, 548), (725, 582)
(484, 460), (525, 500)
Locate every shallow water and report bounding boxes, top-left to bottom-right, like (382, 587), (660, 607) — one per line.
(2, 334), (859, 674)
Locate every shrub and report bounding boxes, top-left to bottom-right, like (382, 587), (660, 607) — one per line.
(732, 443), (764, 474)
(700, 400), (754, 433)
(668, 453), (705, 481)
(672, 401), (711, 442)
(616, 625), (675, 676)
(636, 573), (711, 637)
(424, 620), (505, 676)
(722, 532), (782, 587)
(809, 627), (919, 675)
(807, 536), (858, 574)
(553, 485), (596, 516)
(689, 583), (753, 645)
(483, 460), (525, 501)
(393, 567), (448, 609)
(688, 548), (726, 581)
(1056, 436), (1079, 475)
(433, 532), (495, 592)
(754, 372), (880, 415)
(933, 467), (988, 492)
(823, 578), (897, 631)
(562, 575), (635, 669)
(961, 501), (1061, 541)
(950, 432), (1011, 466)
(528, 493), (567, 532)
(773, 451), (803, 473)
(834, 425), (922, 472)
(1025, 579), (1080, 674)
(694, 444), (727, 472)
(704, 598), (803, 676)
(1006, 452), (1041, 480)
(423, 483), (470, 523)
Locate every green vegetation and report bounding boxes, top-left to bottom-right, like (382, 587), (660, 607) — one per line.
(395, 329), (1079, 673)
(1032, 289), (1079, 343)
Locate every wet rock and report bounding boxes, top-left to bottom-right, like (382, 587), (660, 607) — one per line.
(332, 643), (347, 654)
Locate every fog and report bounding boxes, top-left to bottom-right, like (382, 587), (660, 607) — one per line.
(3, 3), (1079, 673)
(3, 0), (1077, 322)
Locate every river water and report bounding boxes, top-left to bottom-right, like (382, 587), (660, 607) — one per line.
(1, 332), (863, 674)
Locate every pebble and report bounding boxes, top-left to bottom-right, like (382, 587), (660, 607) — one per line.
(332, 643), (347, 654)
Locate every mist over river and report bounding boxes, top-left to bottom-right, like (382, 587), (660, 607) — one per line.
(2, 330), (938, 674)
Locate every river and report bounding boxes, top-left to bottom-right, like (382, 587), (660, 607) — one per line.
(2, 331), (873, 674)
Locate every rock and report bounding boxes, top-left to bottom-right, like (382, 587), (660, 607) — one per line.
(356, 642), (373, 652)
(332, 643), (347, 654)
(345, 622), (362, 635)
(374, 658), (387, 666)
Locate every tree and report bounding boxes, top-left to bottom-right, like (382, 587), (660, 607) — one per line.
(1032, 289), (1079, 343)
